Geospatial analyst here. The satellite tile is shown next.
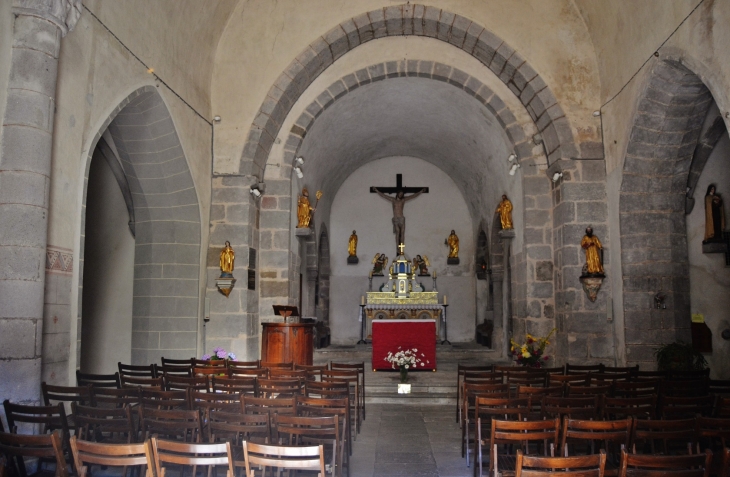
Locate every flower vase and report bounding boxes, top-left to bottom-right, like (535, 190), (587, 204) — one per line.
(398, 366), (411, 394)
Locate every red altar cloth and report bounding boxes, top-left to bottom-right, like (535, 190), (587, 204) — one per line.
(372, 319), (437, 371)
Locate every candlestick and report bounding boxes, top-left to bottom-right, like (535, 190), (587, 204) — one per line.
(433, 270), (436, 278)
(444, 295), (447, 305)
(361, 296), (365, 305)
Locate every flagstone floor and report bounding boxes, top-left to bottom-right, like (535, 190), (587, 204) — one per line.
(349, 404), (469, 477)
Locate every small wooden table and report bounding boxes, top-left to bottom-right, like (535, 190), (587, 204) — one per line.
(261, 322), (314, 365)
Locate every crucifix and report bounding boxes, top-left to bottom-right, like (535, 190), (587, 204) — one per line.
(371, 174), (428, 253)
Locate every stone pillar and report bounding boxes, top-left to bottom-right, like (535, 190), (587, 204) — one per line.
(0, 0), (81, 404)
(499, 230), (515, 359)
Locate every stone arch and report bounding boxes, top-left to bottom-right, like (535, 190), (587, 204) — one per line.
(619, 58), (717, 367)
(241, 4), (580, 178)
(77, 86), (201, 367)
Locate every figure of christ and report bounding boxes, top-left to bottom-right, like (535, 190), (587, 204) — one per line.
(373, 187), (426, 252)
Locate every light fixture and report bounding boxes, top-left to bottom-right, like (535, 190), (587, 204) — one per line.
(509, 163), (521, 176)
(250, 187), (261, 198)
(508, 154), (517, 163)
(552, 172), (563, 182)
(592, 110), (601, 117)
(295, 157), (304, 166)
(294, 167), (304, 179)
(213, 115), (221, 123)
(249, 182), (265, 198)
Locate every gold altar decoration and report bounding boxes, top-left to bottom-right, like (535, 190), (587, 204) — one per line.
(296, 188), (322, 228)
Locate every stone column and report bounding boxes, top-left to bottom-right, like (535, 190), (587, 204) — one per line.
(0, 0), (81, 404)
(499, 230), (515, 359)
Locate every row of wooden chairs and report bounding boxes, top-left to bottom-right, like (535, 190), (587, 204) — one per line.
(475, 413), (730, 477)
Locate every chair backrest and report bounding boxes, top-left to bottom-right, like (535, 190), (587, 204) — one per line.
(163, 375), (208, 392)
(118, 362), (157, 378)
(257, 378), (302, 398)
(274, 414), (338, 447)
(139, 389), (188, 410)
(542, 395), (602, 420)
(71, 403), (135, 443)
(489, 418), (561, 474)
(670, 369), (711, 380)
(157, 364), (193, 378)
(603, 365), (639, 376)
(294, 364), (328, 381)
(635, 370), (668, 380)
(603, 395), (657, 420)
(76, 371), (121, 389)
(660, 395), (714, 419)
(70, 436), (152, 477)
(634, 418), (697, 455)
(189, 390), (241, 416)
(567, 384), (613, 397)
(260, 361), (294, 369)
(515, 449), (606, 477)
(139, 407), (203, 442)
(517, 385), (563, 399)
(3, 400), (71, 451)
(241, 396), (297, 416)
(566, 363), (604, 374)
(662, 379), (710, 397)
(708, 379), (730, 397)
(152, 438), (234, 477)
(120, 376), (164, 389)
(208, 411), (270, 446)
(191, 359), (228, 368)
(474, 396), (532, 424)
(618, 448), (711, 477)
(0, 431), (68, 477)
(42, 383), (94, 408)
(694, 416), (730, 451)
(329, 361), (365, 378)
(212, 375), (257, 396)
(562, 417), (634, 458)
(613, 379), (660, 398)
(507, 371), (548, 387)
(229, 367), (268, 379)
(304, 381), (350, 399)
(268, 368), (308, 380)
(550, 374), (590, 386)
(243, 441), (325, 476)
(589, 372), (633, 383)
(90, 386), (140, 408)
(228, 360), (261, 370)
(160, 357), (194, 367)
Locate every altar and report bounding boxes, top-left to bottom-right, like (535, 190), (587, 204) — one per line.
(372, 319), (437, 371)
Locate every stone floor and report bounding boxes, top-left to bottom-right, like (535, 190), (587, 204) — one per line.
(350, 404), (469, 477)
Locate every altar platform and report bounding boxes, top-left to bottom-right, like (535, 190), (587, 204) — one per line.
(314, 343), (509, 406)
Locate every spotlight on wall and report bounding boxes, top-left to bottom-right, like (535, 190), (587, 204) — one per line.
(509, 163), (521, 176)
(295, 157), (304, 166)
(508, 154), (517, 163)
(592, 110), (601, 117)
(294, 167), (304, 179)
(249, 184), (262, 198)
(552, 172), (563, 183)
(213, 115), (222, 123)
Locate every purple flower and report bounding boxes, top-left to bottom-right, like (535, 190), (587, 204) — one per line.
(216, 350), (227, 359)
(227, 352), (236, 360)
(201, 354), (211, 360)
(213, 347), (224, 354)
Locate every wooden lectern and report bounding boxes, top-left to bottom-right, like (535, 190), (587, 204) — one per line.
(262, 305), (314, 365)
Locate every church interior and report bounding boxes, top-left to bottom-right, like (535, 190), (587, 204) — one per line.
(2, 1), (730, 475)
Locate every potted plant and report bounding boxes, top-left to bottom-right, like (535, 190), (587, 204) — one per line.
(384, 347), (429, 394)
(509, 328), (556, 368)
(654, 341), (707, 372)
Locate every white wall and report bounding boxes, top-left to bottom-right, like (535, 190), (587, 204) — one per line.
(687, 131), (730, 379)
(328, 156), (475, 344)
(80, 154), (134, 374)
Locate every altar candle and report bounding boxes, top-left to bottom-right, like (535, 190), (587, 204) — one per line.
(444, 295), (447, 305)
(433, 270), (436, 278)
(361, 296), (365, 305)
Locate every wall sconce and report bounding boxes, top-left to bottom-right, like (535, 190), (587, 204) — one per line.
(294, 167), (304, 179)
(508, 154), (517, 163)
(249, 182), (264, 198)
(552, 172), (563, 183)
(295, 157), (304, 166)
(250, 187), (261, 198)
(213, 115), (221, 123)
(509, 163), (521, 176)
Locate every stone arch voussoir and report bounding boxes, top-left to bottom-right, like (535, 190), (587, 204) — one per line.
(240, 4), (579, 178)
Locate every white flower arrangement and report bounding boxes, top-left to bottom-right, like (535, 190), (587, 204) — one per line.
(384, 347), (429, 370)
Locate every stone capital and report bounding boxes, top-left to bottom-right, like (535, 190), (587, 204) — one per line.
(13, 0), (82, 36)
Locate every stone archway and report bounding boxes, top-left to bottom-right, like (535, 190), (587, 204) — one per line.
(619, 59), (718, 368)
(239, 4), (581, 179)
(76, 86), (201, 368)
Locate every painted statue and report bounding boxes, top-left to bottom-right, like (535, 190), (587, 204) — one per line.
(496, 194), (514, 230)
(371, 253), (388, 275)
(413, 254), (430, 275)
(348, 230), (358, 256)
(373, 187), (426, 252)
(703, 184), (725, 243)
(296, 188), (322, 228)
(581, 226), (604, 276)
(219, 241), (235, 275)
(446, 230), (459, 259)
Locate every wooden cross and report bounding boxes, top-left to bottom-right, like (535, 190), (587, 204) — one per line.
(369, 173), (429, 195)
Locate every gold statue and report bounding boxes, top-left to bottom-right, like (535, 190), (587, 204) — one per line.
(348, 230), (358, 257)
(703, 184), (725, 243)
(496, 194), (513, 230)
(581, 226), (604, 276)
(296, 188), (322, 228)
(219, 241), (235, 275)
(446, 230), (459, 258)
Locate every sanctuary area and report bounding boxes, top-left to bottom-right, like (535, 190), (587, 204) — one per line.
(2, 0), (730, 420)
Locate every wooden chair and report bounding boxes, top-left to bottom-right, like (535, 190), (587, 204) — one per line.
(329, 362), (366, 421)
(485, 417), (561, 477)
(568, 384), (613, 397)
(714, 396), (730, 418)
(661, 379), (710, 397)
(295, 364), (328, 383)
(322, 370), (360, 434)
(549, 374), (590, 387)
(274, 414), (341, 476)
(456, 364), (494, 422)
(268, 368), (308, 380)
(695, 417), (730, 477)
(603, 365), (639, 377)
(188, 390), (241, 426)
(633, 418), (697, 455)
(163, 375), (208, 392)
(566, 364), (604, 375)
(138, 407), (203, 443)
(708, 379), (730, 396)
(3, 401), (71, 459)
(243, 441), (325, 477)
(70, 436), (152, 477)
(660, 395), (714, 419)
(296, 396), (352, 458)
(257, 378), (302, 399)
(229, 367), (268, 379)
(613, 380), (660, 398)
(41, 383), (94, 427)
(461, 382), (511, 461)
(471, 396), (532, 469)
(120, 376), (164, 390)
(507, 370), (548, 389)
(515, 449), (606, 477)
(151, 438), (234, 477)
(90, 387), (140, 409)
(603, 395), (657, 420)
(228, 360), (261, 370)
(138, 389), (188, 410)
(634, 371), (668, 380)
(0, 431), (68, 477)
(208, 411), (270, 447)
(589, 373), (633, 384)
(191, 359), (228, 369)
(157, 364), (192, 379)
(118, 363), (157, 379)
(76, 371), (120, 389)
(260, 361), (294, 370)
(160, 357), (194, 368)
(541, 366), (566, 375)
(541, 395), (602, 420)
(71, 403), (136, 444)
(211, 375), (257, 397)
(241, 396), (297, 418)
(618, 448), (711, 477)
(562, 418), (634, 476)
(305, 381), (350, 400)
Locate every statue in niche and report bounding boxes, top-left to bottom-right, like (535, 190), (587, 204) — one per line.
(413, 254), (430, 276)
(580, 226), (605, 277)
(296, 188), (322, 228)
(373, 187), (426, 252)
(445, 230), (460, 265)
(371, 253), (388, 276)
(347, 230), (359, 264)
(496, 194), (514, 230)
(219, 241), (235, 276)
(703, 184), (725, 243)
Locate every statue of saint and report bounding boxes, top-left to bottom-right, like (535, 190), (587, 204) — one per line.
(297, 188), (321, 228)
(348, 230), (358, 257)
(496, 194), (513, 230)
(703, 184), (725, 243)
(219, 241), (235, 276)
(373, 187), (426, 252)
(413, 254), (430, 275)
(371, 253), (388, 275)
(446, 230), (459, 258)
(581, 226), (604, 276)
